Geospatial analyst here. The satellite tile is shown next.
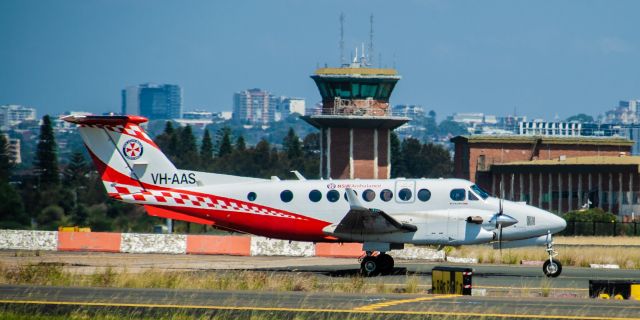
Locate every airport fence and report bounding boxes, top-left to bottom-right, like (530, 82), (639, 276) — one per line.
(560, 221), (640, 237)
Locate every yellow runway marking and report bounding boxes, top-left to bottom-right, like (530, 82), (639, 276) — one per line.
(353, 294), (459, 311)
(1, 299), (639, 320)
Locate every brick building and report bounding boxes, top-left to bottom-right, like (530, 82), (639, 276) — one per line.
(490, 156), (640, 216)
(451, 135), (636, 216)
(451, 135), (633, 184)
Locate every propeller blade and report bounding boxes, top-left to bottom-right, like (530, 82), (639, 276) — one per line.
(498, 223), (503, 255)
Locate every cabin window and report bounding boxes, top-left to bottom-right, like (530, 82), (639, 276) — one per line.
(417, 189), (431, 202)
(380, 189), (393, 202)
(450, 189), (466, 201)
(280, 190), (293, 203)
(468, 191), (479, 201)
(247, 192), (257, 201)
(398, 188), (412, 201)
(327, 190), (340, 202)
(309, 190), (322, 202)
(362, 189), (376, 202)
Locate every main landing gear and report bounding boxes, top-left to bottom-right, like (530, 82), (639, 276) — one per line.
(360, 252), (394, 276)
(543, 231), (562, 277)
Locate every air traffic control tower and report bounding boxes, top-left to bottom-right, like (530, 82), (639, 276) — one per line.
(302, 61), (409, 179)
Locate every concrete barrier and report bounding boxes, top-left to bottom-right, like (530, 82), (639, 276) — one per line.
(58, 232), (121, 252)
(120, 233), (186, 254)
(250, 237), (315, 257)
(390, 247), (445, 261)
(0, 230), (57, 251)
(186, 235), (250, 255)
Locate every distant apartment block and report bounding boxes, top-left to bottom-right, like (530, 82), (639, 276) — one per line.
(452, 112), (498, 125)
(518, 121), (582, 136)
(275, 97), (305, 121)
(122, 83), (182, 120)
(392, 104), (424, 120)
(0, 105), (37, 129)
(604, 100), (640, 124)
(233, 89), (278, 125)
(2, 134), (21, 164)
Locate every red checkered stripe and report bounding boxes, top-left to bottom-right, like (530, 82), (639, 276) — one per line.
(79, 123), (156, 147)
(107, 184), (305, 220)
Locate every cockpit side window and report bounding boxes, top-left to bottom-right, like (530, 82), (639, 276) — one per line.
(468, 191), (479, 201)
(450, 189), (466, 201)
(470, 184), (490, 200)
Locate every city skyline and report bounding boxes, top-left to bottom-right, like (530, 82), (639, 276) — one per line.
(1, 1), (640, 120)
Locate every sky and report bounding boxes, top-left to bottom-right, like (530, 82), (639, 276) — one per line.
(1, 0), (639, 121)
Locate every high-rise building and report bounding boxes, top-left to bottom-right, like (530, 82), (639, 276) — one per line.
(0, 105), (37, 129)
(121, 83), (182, 120)
(275, 97), (306, 121)
(233, 88), (278, 125)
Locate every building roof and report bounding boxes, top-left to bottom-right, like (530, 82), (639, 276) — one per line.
(315, 68), (398, 76)
(450, 135), (634, 146)
(495, 155), (640, 167)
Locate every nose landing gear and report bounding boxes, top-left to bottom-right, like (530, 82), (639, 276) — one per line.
(543, 231), (562, 277)
(360, 251), (395, 276)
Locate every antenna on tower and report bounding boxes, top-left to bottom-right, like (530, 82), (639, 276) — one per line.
(369, 14), (374, 66)
(339, 13), (345, 66)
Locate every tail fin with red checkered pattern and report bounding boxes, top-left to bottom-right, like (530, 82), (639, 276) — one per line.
(62, 115), (180, 190)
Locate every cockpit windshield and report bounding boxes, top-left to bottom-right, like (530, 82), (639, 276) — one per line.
(470, 184), (490, 200)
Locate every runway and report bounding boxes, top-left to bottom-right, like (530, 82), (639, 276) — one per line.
(1, 251), (639, 319)
(1, 284), (639, 319)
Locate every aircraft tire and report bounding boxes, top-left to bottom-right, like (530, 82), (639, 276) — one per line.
(378, 253), (394, 275)
(543, 259), (562, 277)
(360, 256), (380, 276)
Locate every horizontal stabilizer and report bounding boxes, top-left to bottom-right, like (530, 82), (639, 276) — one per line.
(144, 205), (214, 225)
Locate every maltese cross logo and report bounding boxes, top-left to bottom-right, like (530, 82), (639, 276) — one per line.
(123, 139), (143, 160)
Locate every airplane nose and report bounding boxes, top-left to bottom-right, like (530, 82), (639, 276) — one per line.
(547, 212), (566, 233)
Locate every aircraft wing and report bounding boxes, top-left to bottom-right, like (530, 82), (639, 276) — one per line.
(322, 188), (417, 238)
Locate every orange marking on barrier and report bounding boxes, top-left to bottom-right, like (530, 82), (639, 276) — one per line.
(315, 243), (363, 258)
(57, 232), (121, 252)
(186, 235), (250, 256)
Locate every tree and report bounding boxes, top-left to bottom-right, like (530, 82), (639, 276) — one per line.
(0, 183), (28, 228)
(419, 143), (453, 178)
(438, 120), (468, 136)
(200, 129), (214, 168)
(63, 151), (88, 187)
(566, 113), (594, 123)
(0, 134), (11, 182)
(216, 127), (233, 157)
(235, 135), (246, 152)
(155, 121), (177, 156)
(35, 115), (60, 186)
(176, 125), (199, 170)
(400, 138), (424, 177)
(390, 132), (404, 178)
(283, 128), (302, 159)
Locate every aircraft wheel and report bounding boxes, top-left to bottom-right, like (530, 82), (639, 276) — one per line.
(543, 259), (562, 277)
(378, 253), (394, 275)
(360, 256), (380, 276)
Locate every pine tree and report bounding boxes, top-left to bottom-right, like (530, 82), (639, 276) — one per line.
(283, 128), (303, 160)
(35, 115), (60, 186)
(235, 135), (246, 152)
(0, 134), (11, 182)
(64, 151), (88, 187)
(176, 125), (199, 170)
(216, 127), (233, 157)
(200, 129), (214, 168)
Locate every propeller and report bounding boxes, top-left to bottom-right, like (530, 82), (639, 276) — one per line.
(489, 180), (518, 256)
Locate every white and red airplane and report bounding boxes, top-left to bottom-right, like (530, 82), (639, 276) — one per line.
(64, 115), (567, 277)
